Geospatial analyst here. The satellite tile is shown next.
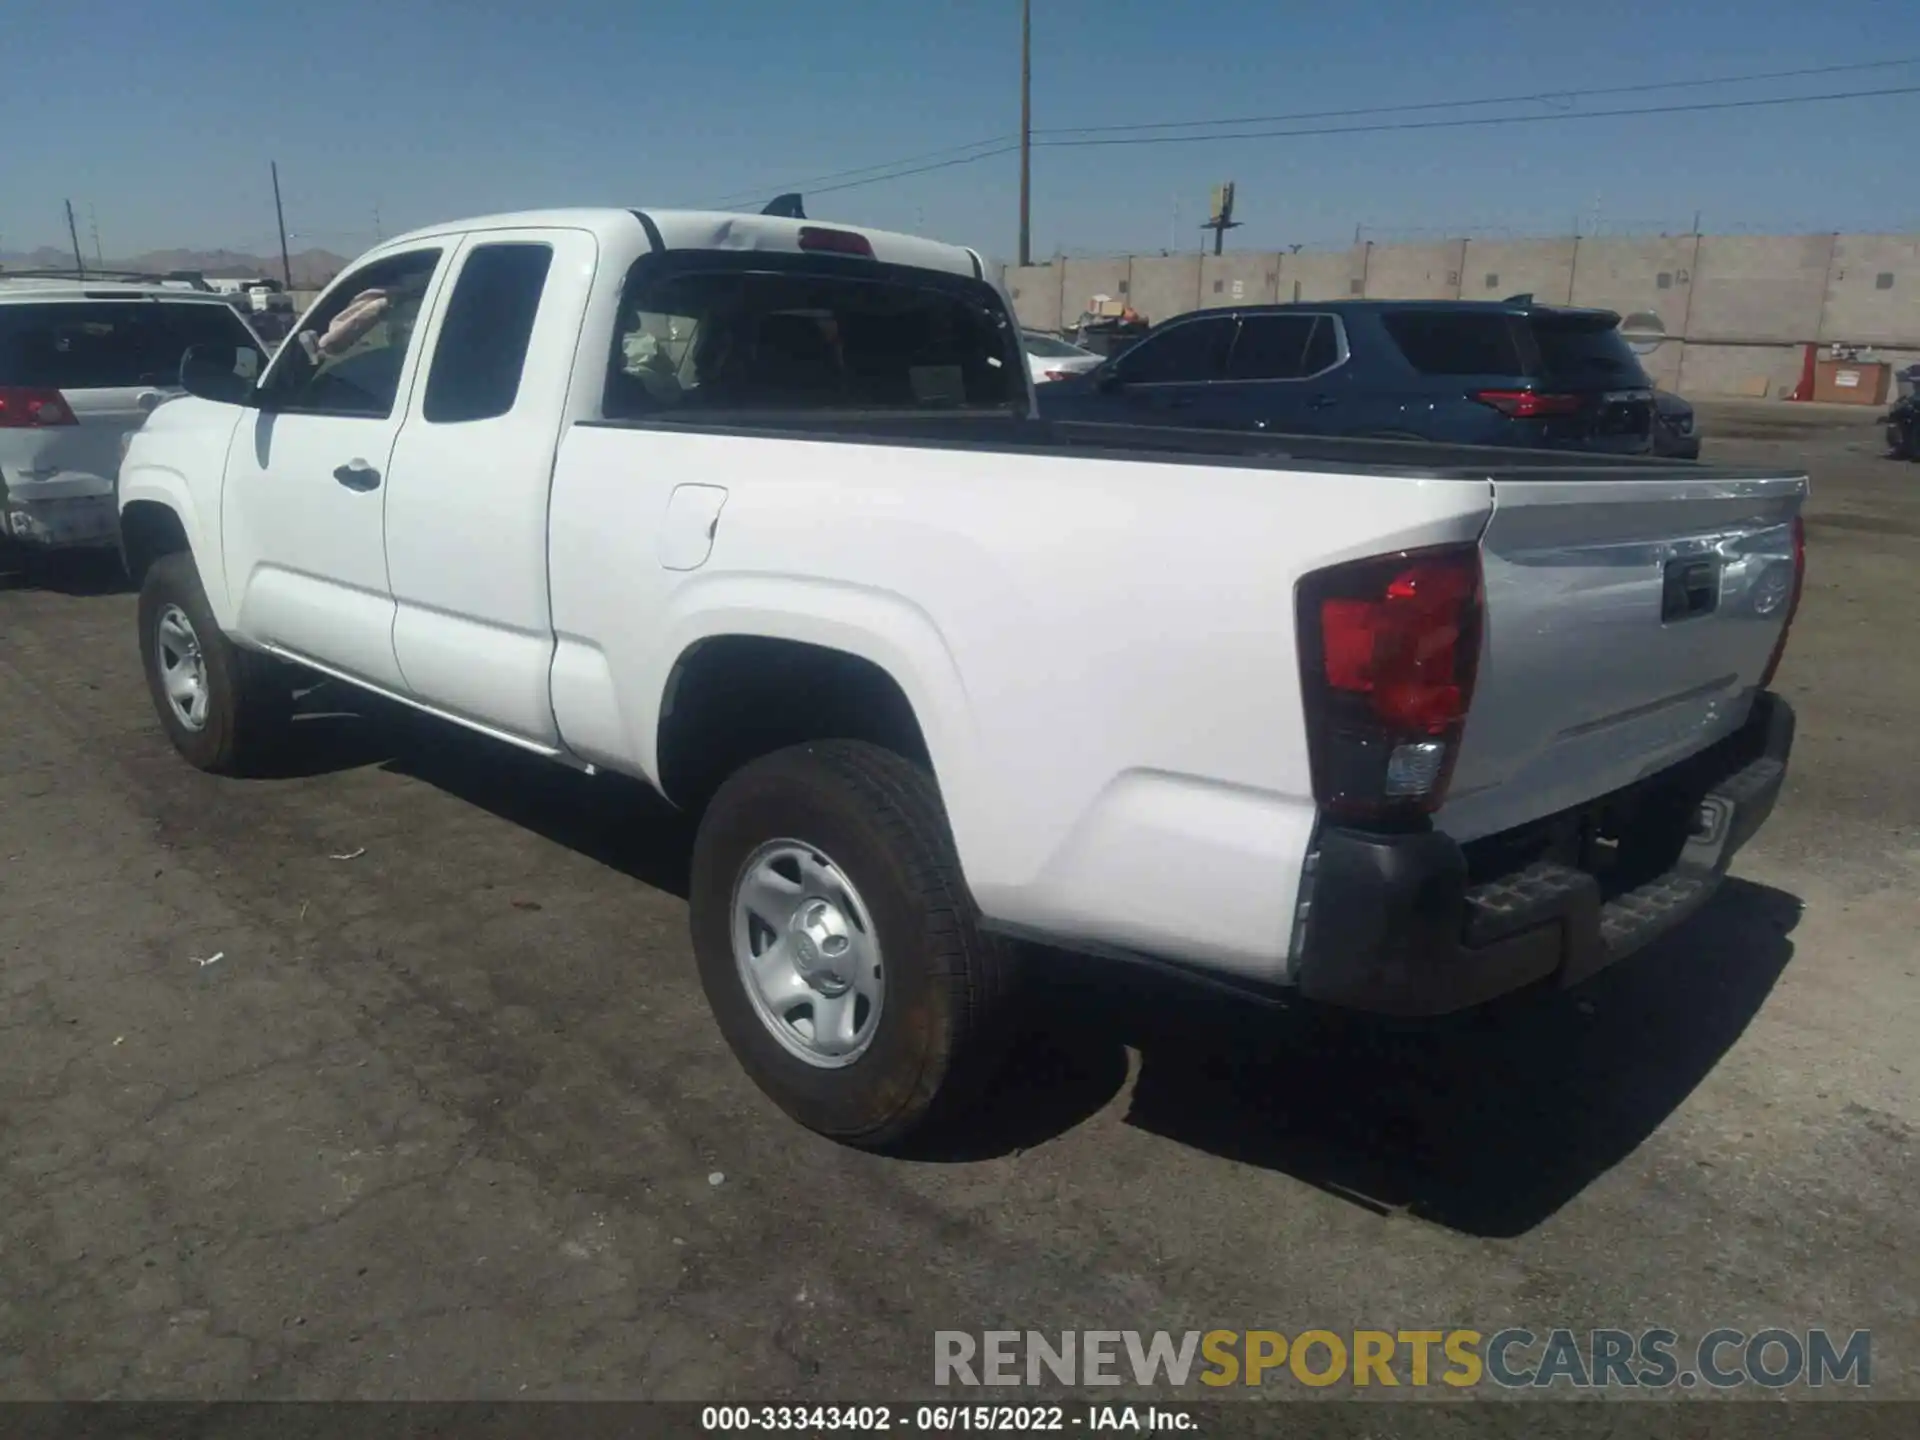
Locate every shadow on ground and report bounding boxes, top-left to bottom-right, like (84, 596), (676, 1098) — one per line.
(270, 683), (1801, 1235)
(1030, 879), (1798, 1236)
(0, 548), (135, 597)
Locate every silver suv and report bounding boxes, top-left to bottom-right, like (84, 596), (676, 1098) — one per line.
(1, 275), (266, 555)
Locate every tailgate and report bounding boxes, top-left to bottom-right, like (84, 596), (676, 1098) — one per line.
(1437, 465), (1807, 842)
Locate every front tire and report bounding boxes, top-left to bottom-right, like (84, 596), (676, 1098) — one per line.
(689, 740), (1018, 1149)
(137, 552), (290, 774)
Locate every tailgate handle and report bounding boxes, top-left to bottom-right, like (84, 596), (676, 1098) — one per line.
(1662, 557), (1720, 622)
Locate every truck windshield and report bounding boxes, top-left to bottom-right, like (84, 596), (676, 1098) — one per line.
(605, 261), (1026, 418)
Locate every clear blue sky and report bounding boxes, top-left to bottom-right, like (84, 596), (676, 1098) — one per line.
(6, 0), (1918, 263)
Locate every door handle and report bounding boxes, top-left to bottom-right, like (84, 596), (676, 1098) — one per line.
(1309, 394), (1339, 410)
(333, 460), (381, 491)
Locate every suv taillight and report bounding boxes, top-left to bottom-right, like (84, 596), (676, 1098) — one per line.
(0, 387), (77, 428)
(1757, 514), (1806, 691)
(1472, 389), (1583, 419)
(1297, 544), (1484, 824)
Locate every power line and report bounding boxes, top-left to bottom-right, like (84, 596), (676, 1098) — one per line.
(712, 83), (1920, 205)
(1033, 55), (1920, 137)
(710, 56), (1920, 209)
(1035, 83), (1920, 149)
(705, 136), (1013, 209)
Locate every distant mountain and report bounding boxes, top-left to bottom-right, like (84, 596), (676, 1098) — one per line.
(0, 245), (350, 289)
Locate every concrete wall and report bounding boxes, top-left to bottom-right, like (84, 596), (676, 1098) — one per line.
(1005, 264), (1061, 332)
(1361, 241), (1467, 300)
(1060, 257), (1130, 321)
(1689, 235), (1831, 345)
(1127, 255), (1202, 325)
(1822, 234), (1920, 346)
(1672, 342), (1805, 400)
(1277, 250), (1355, 303)
(1006, 231), (1920, 397)
(1462, 239), (1576, 305)
(1198, 253), (1279, 310)
(1568, 237), (1700, 339)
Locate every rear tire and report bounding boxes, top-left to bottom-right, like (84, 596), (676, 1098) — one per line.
(689, 740), (1019, 1148)
(138, 552), (291, 775)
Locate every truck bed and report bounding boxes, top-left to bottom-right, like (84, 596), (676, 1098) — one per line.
(578, 411), (1794, 485)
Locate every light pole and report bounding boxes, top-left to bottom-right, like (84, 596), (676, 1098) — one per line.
(1018, 0), (1032, 267)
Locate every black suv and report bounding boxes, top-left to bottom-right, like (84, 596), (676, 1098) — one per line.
(1037, 297), (1657, 454)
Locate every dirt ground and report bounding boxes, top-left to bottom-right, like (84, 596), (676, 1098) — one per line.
(1, 401), (1915, 1406)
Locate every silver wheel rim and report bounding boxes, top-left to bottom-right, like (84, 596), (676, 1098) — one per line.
(731, 839), (884, 1069)
(155, 604), (210, 733)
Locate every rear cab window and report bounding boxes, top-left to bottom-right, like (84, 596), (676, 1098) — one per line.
(605, 255), (1026, 419)
(0, 299), (261, 390)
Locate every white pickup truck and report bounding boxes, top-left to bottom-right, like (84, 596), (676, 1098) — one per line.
(118, 207), (1807, 1147)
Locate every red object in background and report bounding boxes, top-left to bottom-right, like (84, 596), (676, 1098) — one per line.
(1788, 343), (1818, 402)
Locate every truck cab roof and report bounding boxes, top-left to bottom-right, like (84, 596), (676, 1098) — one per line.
(376, 207), (987, 283)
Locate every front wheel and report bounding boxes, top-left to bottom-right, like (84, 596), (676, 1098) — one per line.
(137, 552), (290, 774)
(688, 740), (1018, 1149)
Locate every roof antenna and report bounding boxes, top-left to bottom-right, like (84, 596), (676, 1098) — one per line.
(761, 193), (806, 219)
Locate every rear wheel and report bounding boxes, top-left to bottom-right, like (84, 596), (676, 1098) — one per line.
(138, 552), (290, 774)
(689, 740), (1018, 1148)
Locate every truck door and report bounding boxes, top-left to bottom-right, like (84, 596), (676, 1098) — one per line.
(220, 245), (449, 691)
(382, 228), (596, 748)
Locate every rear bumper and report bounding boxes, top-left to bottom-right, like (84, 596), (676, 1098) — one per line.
(2, 493), (120, 550)
(1294, 693), (1793, 1016)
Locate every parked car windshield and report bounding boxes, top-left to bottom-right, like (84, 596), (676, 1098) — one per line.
(607, 263), (1026, 417)
(0, 299), (260, 389)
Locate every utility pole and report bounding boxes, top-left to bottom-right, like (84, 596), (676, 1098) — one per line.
(1017, 0), (1032, 267)
(271, 161), (293, 290)
(88, 206), (103, 266)
(65, 200), (85, 278)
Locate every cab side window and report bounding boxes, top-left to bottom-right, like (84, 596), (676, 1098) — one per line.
(423, 243), (554, 423)
(262, 248), (443, 418)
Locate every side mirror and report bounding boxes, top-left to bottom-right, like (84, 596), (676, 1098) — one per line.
(1095, 366), (1123, 392)
(178, 343), (263, 405)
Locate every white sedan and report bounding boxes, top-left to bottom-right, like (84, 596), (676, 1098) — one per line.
(1023, 330), (1102, 384)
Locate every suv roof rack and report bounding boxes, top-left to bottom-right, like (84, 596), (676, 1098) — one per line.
(0, 267), (214, 290)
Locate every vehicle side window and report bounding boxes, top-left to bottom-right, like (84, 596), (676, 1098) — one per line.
(1380, 311), (1524, 376)
(1224, 314), (1322, 381)
(0, 300), (260, 389)
(605, 263), (1023, 417)
(262, 248), (443, 419)
(1113, 317), (1234, 384)
(422, 243), (553, 423)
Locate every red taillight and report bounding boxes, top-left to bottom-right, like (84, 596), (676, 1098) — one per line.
(1757, 514), (1806, 691)
(797, 226), (874, 258)
(1472, 388), (1583, 419)
(1042, 368), (1072, 382)
(0, 386), (77, 428)
(1298, 544), (1484, 822)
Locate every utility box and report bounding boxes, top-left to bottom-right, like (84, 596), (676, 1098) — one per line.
(1811, 359), (1890, 405)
